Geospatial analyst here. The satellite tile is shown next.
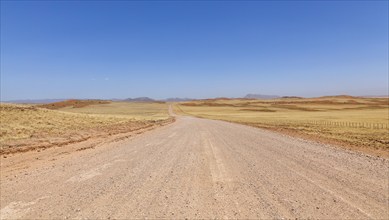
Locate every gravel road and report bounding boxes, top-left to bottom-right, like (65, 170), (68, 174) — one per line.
(1, 116), (388, 219)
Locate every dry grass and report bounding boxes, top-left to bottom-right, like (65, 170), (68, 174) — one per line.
(0, 102), (171, 154)
(176, 96), (389, 157)
(58, 102), (170, 120)
(38, 99), (111, 109)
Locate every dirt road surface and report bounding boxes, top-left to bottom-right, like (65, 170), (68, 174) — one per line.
(1, 116), (388, 219)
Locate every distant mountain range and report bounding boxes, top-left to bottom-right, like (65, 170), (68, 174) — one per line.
(3, 94), (386, 104)
(2, 97), (195, 104)
(361, 95), (389, 98)
(123, 97), (156, 102)
(244, 94), (280, 99)
(163, 98), (194, 102)
(123, 97), (195, 102)
(2, 99), (67, 104)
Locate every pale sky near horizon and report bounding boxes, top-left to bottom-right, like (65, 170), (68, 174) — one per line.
(1, 1), (388, 100)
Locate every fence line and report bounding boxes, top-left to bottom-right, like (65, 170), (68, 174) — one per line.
(176, 106), (388, 129)
(280, 120), (389, 129)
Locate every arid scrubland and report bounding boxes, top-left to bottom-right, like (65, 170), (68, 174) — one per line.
(60, 101), (170, 120)
(175, 96), (389, 157)
(0, 101), (172, 154)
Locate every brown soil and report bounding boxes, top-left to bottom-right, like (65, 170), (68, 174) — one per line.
(38, 99), (111, 109)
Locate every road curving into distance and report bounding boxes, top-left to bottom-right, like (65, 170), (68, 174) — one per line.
(1, 115), (388, 219)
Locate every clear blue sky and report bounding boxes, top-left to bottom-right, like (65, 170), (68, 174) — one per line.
(1, 1), (388, 100)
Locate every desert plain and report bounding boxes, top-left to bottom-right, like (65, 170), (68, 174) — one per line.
(0, 96), (388, 219)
